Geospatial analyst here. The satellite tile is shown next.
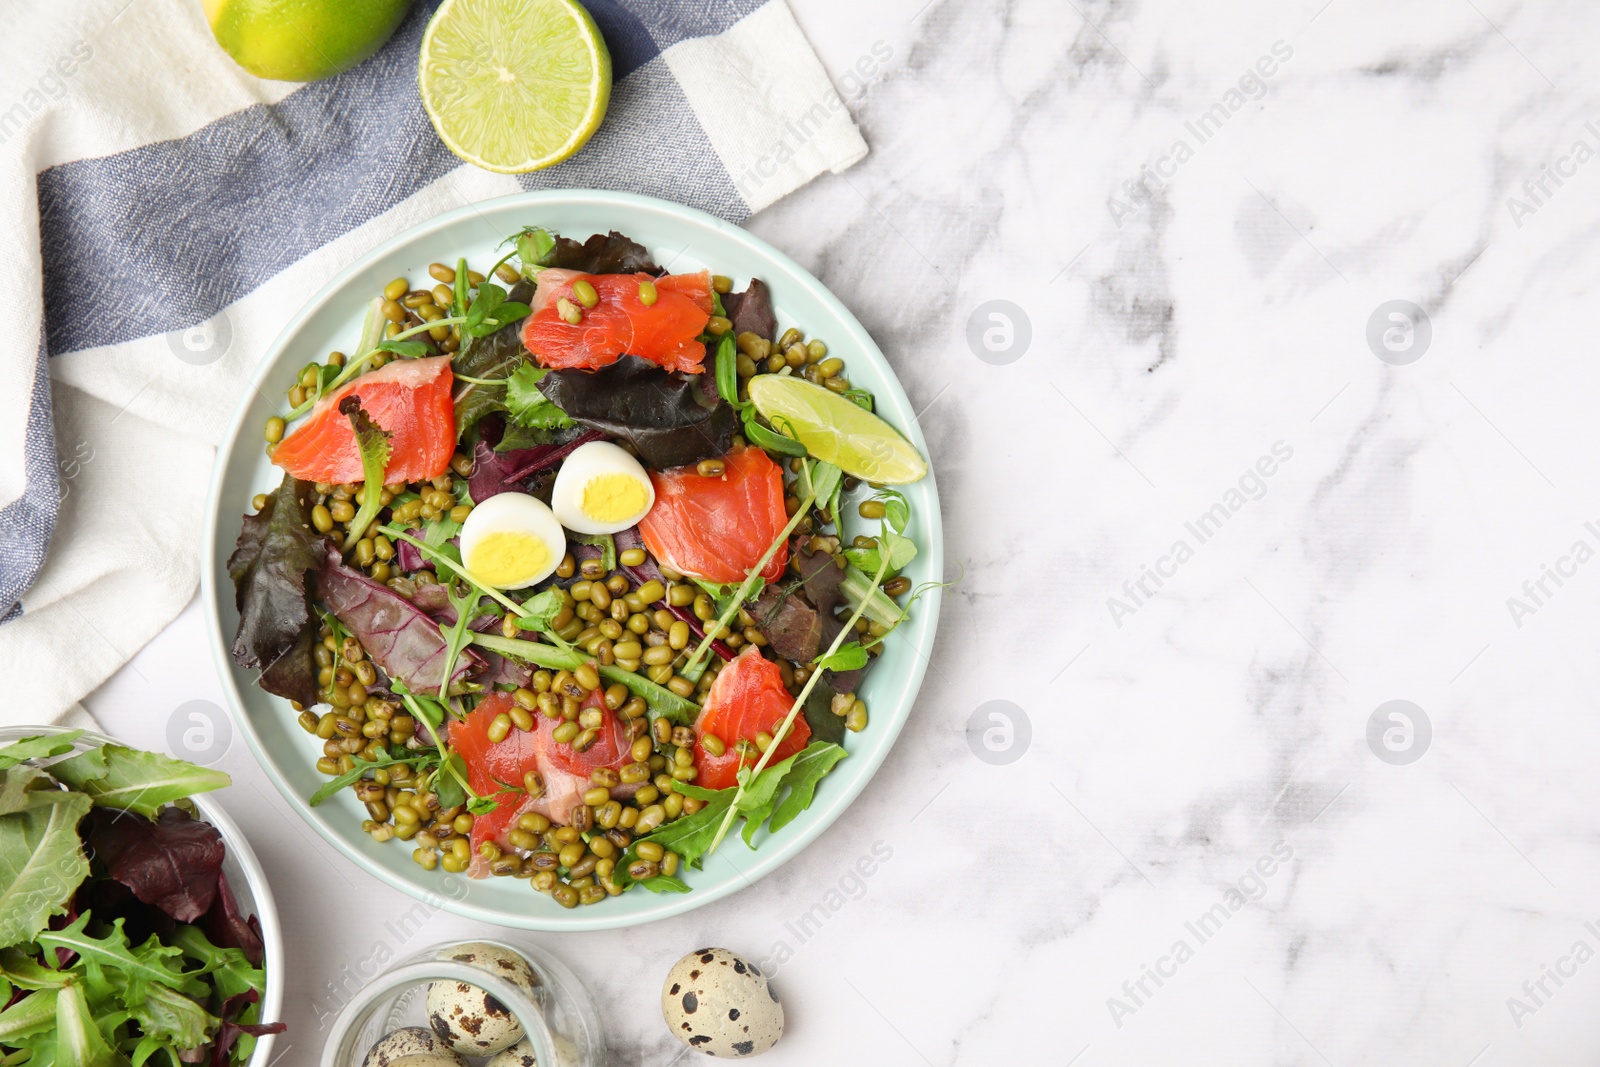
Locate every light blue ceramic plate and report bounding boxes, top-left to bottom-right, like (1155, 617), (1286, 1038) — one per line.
(202, 190), (942, 931)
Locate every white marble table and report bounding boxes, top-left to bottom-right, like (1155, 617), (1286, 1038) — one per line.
(90, 0), (1600, 1063)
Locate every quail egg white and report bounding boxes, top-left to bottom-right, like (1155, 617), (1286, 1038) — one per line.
(361, 1026), (466, 1067)
(458, 493), (566, 590)
(426, 942), (542, 1057)
(662, 947), (784, 1058)
(549, 441), (655, 535)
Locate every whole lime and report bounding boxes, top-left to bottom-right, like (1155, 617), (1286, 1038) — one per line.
(205, 0), (412, 82)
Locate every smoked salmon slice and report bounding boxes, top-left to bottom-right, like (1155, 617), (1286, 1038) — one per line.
(638, 448), (789, 586)
(522, 268), (713, 374)
(693, 648), (809, 791)
(270, 355), (455, 485)
(452, 688), (633, 874)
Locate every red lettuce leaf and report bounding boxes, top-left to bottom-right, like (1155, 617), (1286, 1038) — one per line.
(536, 355), (736, 469)
(81, 806), (226, 924)
(210, 988), (287, 1067)
(468, 427), (603, 502)
(203, 869), (265, 968)
(547, 230), (660, 274)
(227, 474), (325, 707)
(722, 278), (777, 342)
(319, 546), (483, 693)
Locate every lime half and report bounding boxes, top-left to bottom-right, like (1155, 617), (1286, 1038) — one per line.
(419, 0), (612, 174)
(747, 375), (928, 484)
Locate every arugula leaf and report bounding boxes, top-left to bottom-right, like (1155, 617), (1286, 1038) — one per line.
(170, 925), (264, 1005)
(814, 642), (868, 673)
(339, 398), (393, 550)
(49, 746), (229, 819)
(505, 364), (573, 430)
(614, 790), (734, 888)
(568, 532), (615, 573)
(437, 580), (487, 700)
(375, 339), (429, 359)
(309, 750), (437, 807)
(622, 742), (847, 874)
(767, 742), (848, 832)
(469, 633), (701, 724)
(38, 913), (208, 1002)
(0, 731), (84, 771)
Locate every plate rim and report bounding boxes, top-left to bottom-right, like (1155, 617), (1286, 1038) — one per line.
(201, 188), (942, 931)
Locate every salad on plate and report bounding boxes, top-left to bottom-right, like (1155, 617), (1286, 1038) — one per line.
(227, 226), (934, 908)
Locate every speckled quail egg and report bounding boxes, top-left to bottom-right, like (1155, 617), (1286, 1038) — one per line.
(361, 1026), (466, 1067)
(458, 492), (567, 589)
(549, 440), (655, 535)
(662, 947), (784, 1058)
(426, 942), (542, 1057)
(486, 1037), (538, 1067)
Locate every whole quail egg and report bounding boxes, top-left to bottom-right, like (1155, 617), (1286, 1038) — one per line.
(426, 942), (541, 1056)
(361, 1026), (466, 1067)
(486, 1037), (538, 1067)
(661, 947), (784, 1058)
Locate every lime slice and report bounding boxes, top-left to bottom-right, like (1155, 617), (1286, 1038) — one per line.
(419, 0), (612, 174)
(206, 0), (410, 82)
(747, 375), (928, 484)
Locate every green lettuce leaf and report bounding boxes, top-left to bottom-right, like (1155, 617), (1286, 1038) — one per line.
(49, 745), (229, 819)
(0, 791), (91, 945)
(54, 978), (128, 1067)
(505, 364), (573, 430)
(0, 731), (83, 771)
(0, 765), (77, 816)
(339, 397), (393, 550)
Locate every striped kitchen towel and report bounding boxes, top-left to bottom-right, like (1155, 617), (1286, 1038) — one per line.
(0, 0), (867, 724)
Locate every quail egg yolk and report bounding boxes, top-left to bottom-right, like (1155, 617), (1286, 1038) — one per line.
(581, 473), (651, 525)
(466, 531), (552, 588)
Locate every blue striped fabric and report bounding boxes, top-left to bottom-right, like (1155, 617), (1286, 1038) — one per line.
(8, 0), (774, 623)
(38, 0), (766, 359)
(0, 340), (58, 623)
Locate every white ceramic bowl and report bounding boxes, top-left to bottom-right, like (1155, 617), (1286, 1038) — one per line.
(202, 189), (943, 930)
(0, 725), (284, 1065)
